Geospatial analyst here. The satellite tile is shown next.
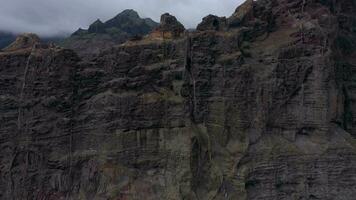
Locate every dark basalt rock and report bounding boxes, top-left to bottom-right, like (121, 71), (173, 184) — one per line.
(105, 9), (156, 35)
(228, 0), (255, 28)
(154, 13), (186, 38)
(1, 0), (356, 199)
(88, 19), (106, 34)
(197, 14), (227, 31)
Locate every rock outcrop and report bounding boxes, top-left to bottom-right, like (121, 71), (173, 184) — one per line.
(150, 13), (186, 39)
(1, 0), (356, 199)
(197, 15), (227, 31)
(2, 33), (40, 51)
(228, 0), (255, 28)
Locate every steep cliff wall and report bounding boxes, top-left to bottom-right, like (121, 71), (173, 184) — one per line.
(1, 0), (356, 199)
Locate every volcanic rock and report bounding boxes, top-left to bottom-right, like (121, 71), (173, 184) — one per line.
(228, 0), (255, 27)
(151, 13), (186, 39)
(197, 14), (227, 31)
(1, 0), (356, 199)
(88, 19), (106, 34)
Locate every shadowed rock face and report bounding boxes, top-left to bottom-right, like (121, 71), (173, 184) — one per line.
(152, 13), (186, 39)
(88, 19), (106, 34)
(197, 15), (227, 31)
(1, 0), (356, 199)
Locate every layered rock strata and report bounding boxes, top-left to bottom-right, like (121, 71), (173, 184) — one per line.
(1, 0), (356, 199)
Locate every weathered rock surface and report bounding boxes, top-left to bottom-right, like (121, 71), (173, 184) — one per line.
(1, 0), (356, 199)
(197, 15), (227, 31)
(150, 13), (186, 39)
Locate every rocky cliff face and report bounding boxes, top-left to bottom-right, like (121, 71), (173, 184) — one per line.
(1, 0), (356, 199)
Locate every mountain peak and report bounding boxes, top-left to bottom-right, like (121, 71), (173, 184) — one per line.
(93, 19), (103, 24)
(118, 9), (140, 18)
(88, 19), (106, 33)
(63, 10), (158, 59)
(104, 9), (158, 35)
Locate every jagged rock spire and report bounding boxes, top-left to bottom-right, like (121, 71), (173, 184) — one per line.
(151, 13), (185, 39)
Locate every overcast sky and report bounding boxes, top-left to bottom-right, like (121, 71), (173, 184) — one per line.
(0, 0), (244, 37)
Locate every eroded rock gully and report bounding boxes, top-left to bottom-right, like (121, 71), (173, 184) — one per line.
(1, 0), (356, 199)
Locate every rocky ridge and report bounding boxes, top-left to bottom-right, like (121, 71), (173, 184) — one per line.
(61, 9), (159, 60)
(1, 0), (356, 199)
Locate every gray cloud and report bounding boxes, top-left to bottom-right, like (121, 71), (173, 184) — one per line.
(0, 0), (244, 37)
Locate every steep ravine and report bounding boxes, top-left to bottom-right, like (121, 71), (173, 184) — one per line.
(1, 0), (356, 199)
